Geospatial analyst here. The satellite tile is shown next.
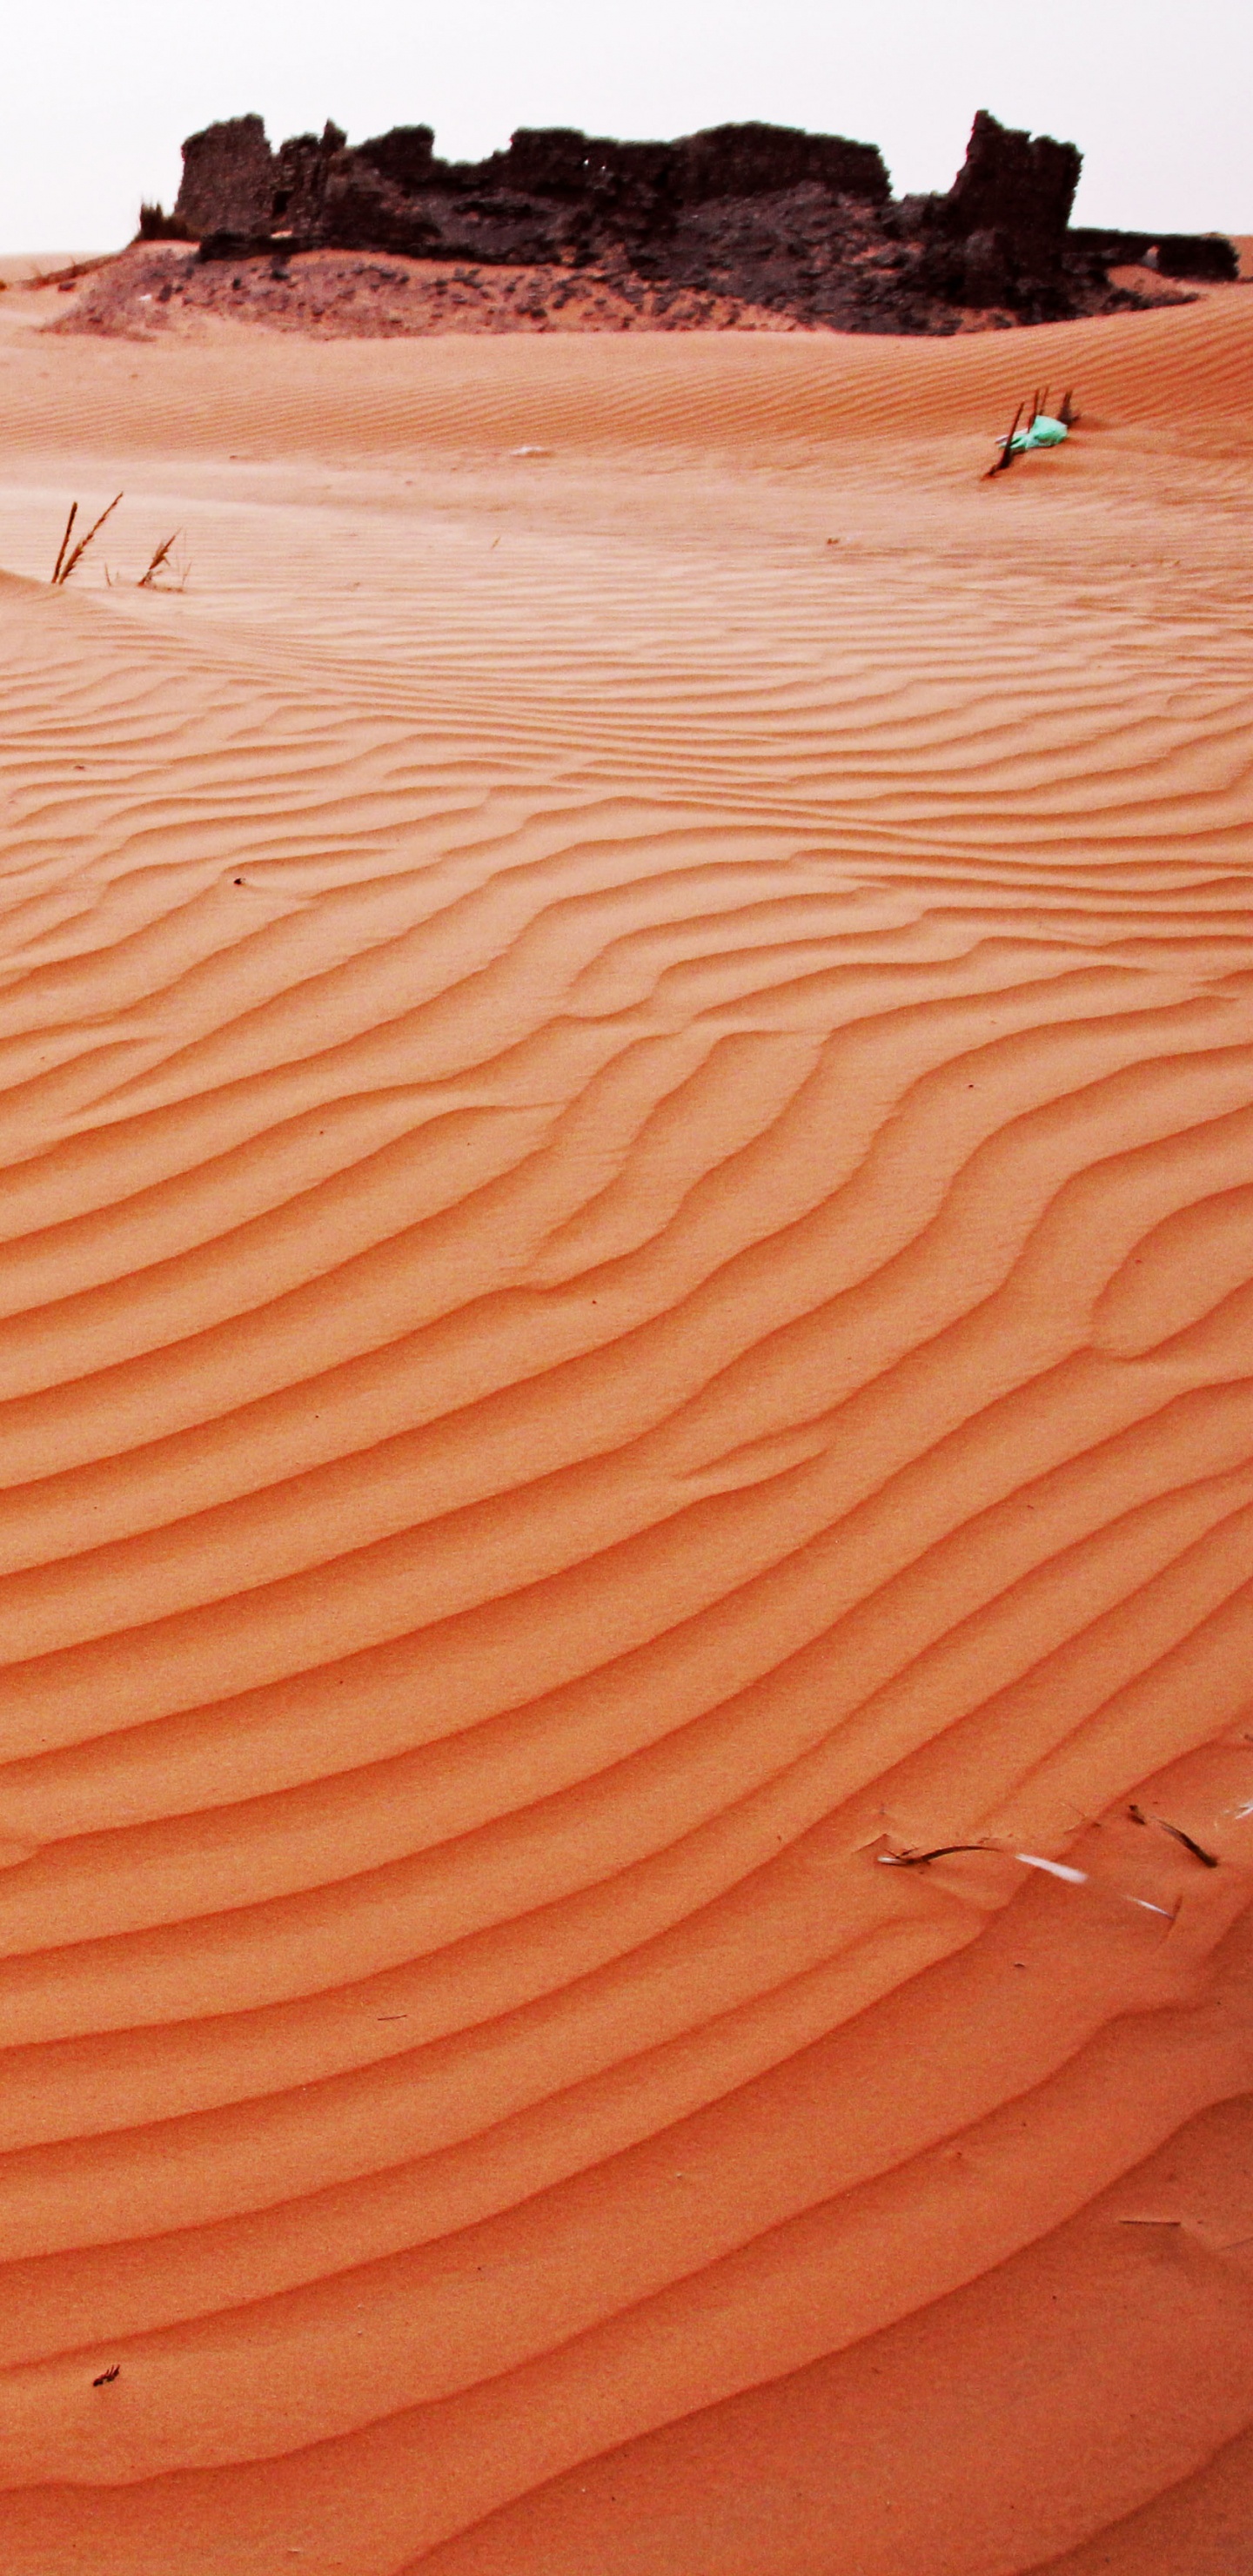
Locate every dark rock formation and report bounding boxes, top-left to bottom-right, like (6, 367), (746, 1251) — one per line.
(1068, 225), (1157, 265)
(176, 113), (893, 279)
(938, 109), (1081, 252)
(906, 107), (1082, 317)
(1069, 226), (1239, 281)
(1156, 233), (1239, 281)
(271, 123), (348, 236)
(170, 104), (1228, 332)
(177, 113), (277, 238)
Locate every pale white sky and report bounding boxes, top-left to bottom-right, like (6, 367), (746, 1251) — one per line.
(3, 0), (1249, 252)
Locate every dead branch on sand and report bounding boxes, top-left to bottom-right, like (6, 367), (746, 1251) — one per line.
(984, 387), (1080, 479)
(984, 401), (1024, 476)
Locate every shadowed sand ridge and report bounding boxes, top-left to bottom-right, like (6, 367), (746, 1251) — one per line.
(0, 281), (1250, 2573)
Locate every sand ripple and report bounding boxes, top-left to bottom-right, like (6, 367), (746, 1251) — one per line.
(0, 287), (1250, 2573)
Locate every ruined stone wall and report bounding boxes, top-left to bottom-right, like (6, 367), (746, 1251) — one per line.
(352, 126), (437, 194)
(175, 115), (276, 237)
(1069, 225), (1238, 282)
(671, 121), (890, 205)
(167, 104), (1235, 329)
(175, 111), (891, 262)
(902, 109), (1086, 313)
(273, 125), (347, 236)
(939, 109), (1081, 254)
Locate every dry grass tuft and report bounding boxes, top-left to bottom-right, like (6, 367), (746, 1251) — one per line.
(52, 493), (123, 583)
(137, 531), (185, 589)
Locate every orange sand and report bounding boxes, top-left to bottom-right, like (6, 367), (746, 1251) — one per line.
(0, 270), (1250, 2574)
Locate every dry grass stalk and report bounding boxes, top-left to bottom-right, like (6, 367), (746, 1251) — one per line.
(137, 532), (183, 589)
(54, 493), (123, 585)
(50, 502), (77, 584)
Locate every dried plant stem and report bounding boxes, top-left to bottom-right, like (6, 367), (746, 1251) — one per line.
(50, 502), (77, 584)
(57, 493), (123, 586)
(137, 532), (182, 589)
(985, 401), (1023, 477)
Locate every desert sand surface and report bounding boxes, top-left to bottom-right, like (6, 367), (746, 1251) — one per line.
(0, 268), (1250, 2575)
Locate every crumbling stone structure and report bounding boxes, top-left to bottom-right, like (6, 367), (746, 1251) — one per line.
(176, 114), (278, 238)
(1069, 225), (1239, 281)
(170, 105), (1234, 331)
(937, 109), (1080, 252)
(907, 106), (1082, 312)
(176, 115), (891, 265)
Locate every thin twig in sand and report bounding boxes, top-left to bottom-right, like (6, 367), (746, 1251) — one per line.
(55, 493), (123, 586)
(1127, 1803), (1218, 1867)
(877, 1842), (990, 1868)
(985, 402), (1024, 477)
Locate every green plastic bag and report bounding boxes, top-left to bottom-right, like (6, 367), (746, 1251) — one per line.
(1009, 415), (1069, 454)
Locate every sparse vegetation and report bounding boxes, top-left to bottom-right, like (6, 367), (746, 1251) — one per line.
(137, 202), (193, 241)
(137, 531), (188, 590)
(51, 494), (123, 583)
(50, 499), (190, 591)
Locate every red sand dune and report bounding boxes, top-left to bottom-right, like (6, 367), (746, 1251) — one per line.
(0, 271), (1250, 2573)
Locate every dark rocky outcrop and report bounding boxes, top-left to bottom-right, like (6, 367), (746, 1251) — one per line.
(176, 113), (278, 238)
(1156, 234), (1239, 281)
(177, 113), (894, 281)
(904, 106), (1082, 316)
(937, 108), (1081, 251)
(170, 105), (1230, 332)
(1069, 225), (1239, 282)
